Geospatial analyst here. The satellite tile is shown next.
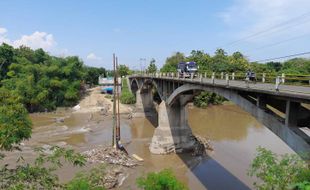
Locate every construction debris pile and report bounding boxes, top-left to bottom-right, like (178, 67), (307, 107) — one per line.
(83, 146), (138, 167)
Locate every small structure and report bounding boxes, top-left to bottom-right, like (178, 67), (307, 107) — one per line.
(99, 76), (121, 94)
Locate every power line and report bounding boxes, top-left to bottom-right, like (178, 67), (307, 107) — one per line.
(220, 11), (310, 48)
(252, 51), (310, 63)
(250, 32), (310, 52)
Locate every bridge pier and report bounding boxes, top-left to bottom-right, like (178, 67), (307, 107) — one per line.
(133, 89), (155, 117)
(149, 96), (195, 154)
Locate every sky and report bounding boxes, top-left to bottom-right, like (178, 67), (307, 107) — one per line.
(1, 0), (310, 69)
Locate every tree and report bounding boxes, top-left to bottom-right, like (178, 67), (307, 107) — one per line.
(266, 61), (282, 72)
(0, 43), (105, 112)
(147, 58), (157, 73)
(186, 50), (212, 72)
(228, 51), (249, 72)
(118, 64), (130, 76)
(248, 147), (310, 190)
(0, 88), (32, 151)
(84, 66), (106, 85)
(281, 58), (310, 74)
(136, 169), (188, 190)
(211, 48), (229, 72)
(161, 52), (185, 72)
(0, 43), (14, 80)
(193, 91), (226, 108)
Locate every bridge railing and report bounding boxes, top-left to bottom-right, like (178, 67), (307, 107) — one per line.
(133, 71), (310, 87)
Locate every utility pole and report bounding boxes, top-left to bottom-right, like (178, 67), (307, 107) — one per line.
(112, 54), (116, 147)
(116, 57), (121, 146)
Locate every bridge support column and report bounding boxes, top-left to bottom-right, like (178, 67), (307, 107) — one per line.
(149, 96), (195, 154)
(133, 89), (155, 117)
(285, 100), (300, 128)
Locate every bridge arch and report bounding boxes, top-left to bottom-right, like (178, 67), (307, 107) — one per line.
(130, 78), (139, 95)
(165, 84), (310, 155)
(129, 76), (310, 155)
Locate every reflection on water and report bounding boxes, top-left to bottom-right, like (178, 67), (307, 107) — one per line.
(123, 104), (295, 190)
(188, 104), (262, 142)
(190, 158), (250, 190)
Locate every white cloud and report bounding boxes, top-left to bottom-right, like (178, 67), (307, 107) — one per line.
(219, 0), (310, 43)
(0, 27), (11, 44)
(0, 28), (57, 51)
(13, 31), (56, 50)
(87, 53), (102, 60)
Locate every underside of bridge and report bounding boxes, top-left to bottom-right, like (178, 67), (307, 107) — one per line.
(129, 77), (310, 156)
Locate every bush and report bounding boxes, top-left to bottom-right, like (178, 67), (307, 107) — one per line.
(248, 147), (310, 190)
(136, 169), (188, 190)
(120, 90), (136, 104)
(193, 91), (225, 108)
(66, 164), (106, 190)
(120, 78), (136, 104)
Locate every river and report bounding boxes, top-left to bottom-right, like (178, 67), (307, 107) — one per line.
(122, 103), (295, 190)
(1, 103), (295, 190)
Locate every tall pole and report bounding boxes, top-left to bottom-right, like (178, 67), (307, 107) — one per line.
(116, 57), (121, 145)
(112, 54), (116, 147)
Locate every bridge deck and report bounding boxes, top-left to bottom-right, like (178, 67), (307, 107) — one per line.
(131, 75), (310, 102)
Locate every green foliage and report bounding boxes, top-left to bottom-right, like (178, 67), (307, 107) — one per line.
(120, 78), (135, 104)
(161, 52), (185, 72)
(0, 146), (86, 190)
(0, 43), (14, 80)
(84, 66), (106, 86)
(136, 169), (188, 190)
(248, 147), (310, 190)
(292, 181), (310, 190)
(118, 64), (130, 77)
(0, 88), (32, 151)
(120, 91), (136, 104)
(147, 58), (157, 73)
(0, 43), (103, 112)
(65, 164), (106, 190)
(193, 91), (226, 108)
(281, 58), (310, 74)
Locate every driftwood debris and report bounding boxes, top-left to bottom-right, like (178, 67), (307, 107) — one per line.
(83, 147), (138, 167)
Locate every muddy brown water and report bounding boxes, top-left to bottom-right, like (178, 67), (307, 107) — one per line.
(1, 105), (294, 190)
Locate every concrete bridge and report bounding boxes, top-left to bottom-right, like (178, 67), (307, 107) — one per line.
(128, 73), (310, 156)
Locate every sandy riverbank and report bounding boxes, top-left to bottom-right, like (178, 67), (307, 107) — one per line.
(74, 86), (133, 114)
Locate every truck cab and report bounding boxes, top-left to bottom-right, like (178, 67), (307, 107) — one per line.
(178, 61), (198, 78)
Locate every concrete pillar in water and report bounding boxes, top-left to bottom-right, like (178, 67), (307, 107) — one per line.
(133, 89), (154, 117)
(149, 95), (195, 154)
